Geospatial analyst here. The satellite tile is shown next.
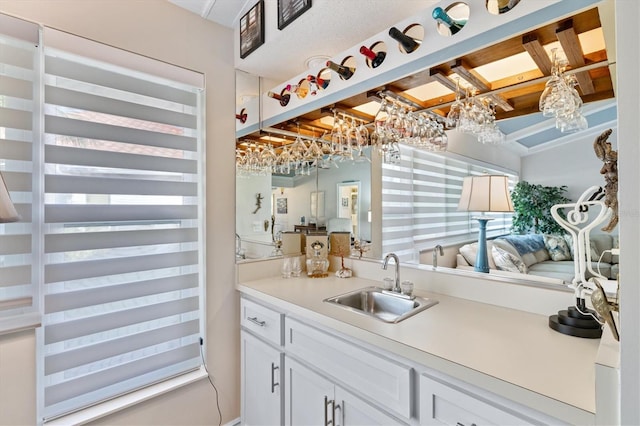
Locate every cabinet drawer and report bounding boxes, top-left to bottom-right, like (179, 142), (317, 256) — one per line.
(241, 297), (283, 346)
(420, 375), (536, 425)
(285, 317), (412, 419)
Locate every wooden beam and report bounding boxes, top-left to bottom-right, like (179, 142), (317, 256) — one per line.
(522, 34), (553, 75)
(450, 59), (513, 112)
(450, 59), (490, 91)
(429, 69), (458, 92)
(487, 94), (514, 112)
(556, 19), (595, 95)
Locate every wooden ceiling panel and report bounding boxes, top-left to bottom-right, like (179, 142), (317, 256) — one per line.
(238, 7), (614, 148)
(461, 8), (601, 67)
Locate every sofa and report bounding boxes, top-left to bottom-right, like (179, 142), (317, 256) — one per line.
(456, 233), (619, 284)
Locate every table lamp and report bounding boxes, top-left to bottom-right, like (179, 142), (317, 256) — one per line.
(330, 232), (352, 278)
(457, 175), (514, 273)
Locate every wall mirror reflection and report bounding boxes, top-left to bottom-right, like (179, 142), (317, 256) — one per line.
(334, 181), (360, 237)
(235, 3), (617, 290)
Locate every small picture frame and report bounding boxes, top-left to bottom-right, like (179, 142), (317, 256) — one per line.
(277, 198), (288, 214)
(278, 0), (312, 30)
(240, 0), (265, 59)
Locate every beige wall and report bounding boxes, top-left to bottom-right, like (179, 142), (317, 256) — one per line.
(0, 0), (238, 424)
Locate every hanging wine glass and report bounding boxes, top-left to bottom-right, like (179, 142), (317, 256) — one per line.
(447, 78), (464, 128)
(354, 118), (371, 163)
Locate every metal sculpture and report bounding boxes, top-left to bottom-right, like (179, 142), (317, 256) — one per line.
(593, 129), (618, 232)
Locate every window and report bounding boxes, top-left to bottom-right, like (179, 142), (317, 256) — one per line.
(0, 14), (41, 334)
(382, 145), (516, 262)
(37, 30), (205, 420)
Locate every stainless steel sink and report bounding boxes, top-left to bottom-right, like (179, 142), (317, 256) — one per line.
(324, 286), (438, 323)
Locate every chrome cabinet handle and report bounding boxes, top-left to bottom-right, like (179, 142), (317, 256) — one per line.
(324, 396), (335, 426)
(246, 316), (265, 327)
(271, 362), (279, 393)
(333, 401), (341, 426)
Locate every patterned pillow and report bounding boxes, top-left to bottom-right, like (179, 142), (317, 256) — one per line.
(544, 234), (572, 261)
(563, 234), (600, 260)
(563, 234), (575, 260)
(492, 245), (527, 273)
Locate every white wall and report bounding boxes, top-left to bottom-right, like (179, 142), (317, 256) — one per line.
(521, 127), (618, 202)
(253, 157), (372, 242)
(447, 130), (521, 174)
(616, 0), (640, 423)
(0, 1), (237, 424)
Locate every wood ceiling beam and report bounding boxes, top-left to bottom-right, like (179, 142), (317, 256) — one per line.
(450, 58), (490, 91)
(450, 59), (514, 112)
(429, 69), (458, 92)
(556, 19), (596, 95)
(522, 34), (553, 75)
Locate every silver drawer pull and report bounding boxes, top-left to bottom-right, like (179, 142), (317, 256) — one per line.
(247, 316), (265, 327)
(271, 362), (279, 393)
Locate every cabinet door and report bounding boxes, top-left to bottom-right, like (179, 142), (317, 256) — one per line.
(241, 331), (283, 426)
(285, 357), (335, 426)
(420, 375), (535, 426)
(335, 386), (406, 426)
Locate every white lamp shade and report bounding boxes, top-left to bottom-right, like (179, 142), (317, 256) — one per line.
(457, 175), (514, 213)
(0, 172), (19, 223)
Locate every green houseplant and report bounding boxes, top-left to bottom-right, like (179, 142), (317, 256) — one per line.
(510, 181), (570, 235)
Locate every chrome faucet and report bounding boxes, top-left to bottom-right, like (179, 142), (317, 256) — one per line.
(432, 244), (444, 270)
(382, 253), (401, 293)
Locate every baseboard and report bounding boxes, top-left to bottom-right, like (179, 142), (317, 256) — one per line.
(225, 417), (240, 426)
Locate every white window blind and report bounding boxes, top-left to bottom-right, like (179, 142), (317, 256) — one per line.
(0, 14), (41, 334)
(382, 145), (516, 262)
(40, 40), (204, 420)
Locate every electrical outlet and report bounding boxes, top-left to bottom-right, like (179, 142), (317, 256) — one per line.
(611, 248), (620, 255)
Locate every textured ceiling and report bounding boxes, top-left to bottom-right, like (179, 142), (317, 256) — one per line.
(169, 0), (618, 152)
(170, 0), (438, 82)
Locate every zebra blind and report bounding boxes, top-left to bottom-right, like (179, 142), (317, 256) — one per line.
(0, 14), (40, 334)
(40, 36), (204, 420)
(382, 145), (516, 262)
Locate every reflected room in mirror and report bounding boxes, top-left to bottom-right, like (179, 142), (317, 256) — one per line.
(234, 4), (618, 290)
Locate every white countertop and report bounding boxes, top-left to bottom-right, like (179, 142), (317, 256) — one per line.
(237, 275), (602, 424)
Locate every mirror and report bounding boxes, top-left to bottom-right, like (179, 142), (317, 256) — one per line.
(235, 3), (618, 288)
(236, 145), (372, 260)
(335, 181), (360, 237)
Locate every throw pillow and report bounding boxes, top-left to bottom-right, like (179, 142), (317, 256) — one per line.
(589, 240), (600, 261)
(563, 234), (601, 260)
(544, 234), (572, 261)
(612, 235), (619, 264)
(563, 234), (575, 260)
(492, 245), (527, 273)
(459, 242), (497, 269)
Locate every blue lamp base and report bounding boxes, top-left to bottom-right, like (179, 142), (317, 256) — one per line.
(474, 217), (493, 273)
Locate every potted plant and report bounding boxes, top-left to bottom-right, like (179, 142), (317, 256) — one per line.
(510, 181), (569, 235)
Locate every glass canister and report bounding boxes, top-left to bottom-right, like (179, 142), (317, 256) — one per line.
(306, 240), (329, 278)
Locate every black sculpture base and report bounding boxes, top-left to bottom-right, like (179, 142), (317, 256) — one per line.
(549, 300), (602, 339)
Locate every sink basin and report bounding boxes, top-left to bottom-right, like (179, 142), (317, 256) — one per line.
(324, 286), (438, 323)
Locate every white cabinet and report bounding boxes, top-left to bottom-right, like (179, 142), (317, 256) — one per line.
(285, 356), (403, 426)
(285, 317), (412, 419)
(240, 297), (285, 426)
(419, 374), (561, 426)
(241, 331), (283, 426)
(240, 294), (564, 426)
(284, 356), (334, 425)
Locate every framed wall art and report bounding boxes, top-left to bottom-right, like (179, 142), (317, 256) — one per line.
(239, 0), (265, 59)
(278, 0), (312, 30)
(276, 197), (288, 214)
